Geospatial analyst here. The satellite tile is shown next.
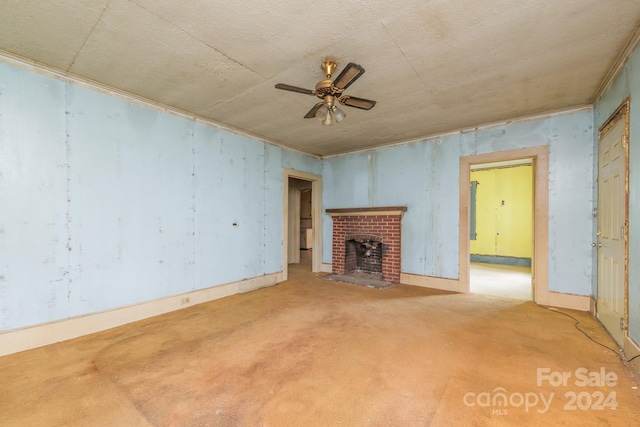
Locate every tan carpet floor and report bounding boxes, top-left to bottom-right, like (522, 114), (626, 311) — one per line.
(1, 264), (639, 426)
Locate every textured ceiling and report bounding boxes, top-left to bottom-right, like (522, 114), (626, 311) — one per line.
(1, 0), (640, 156)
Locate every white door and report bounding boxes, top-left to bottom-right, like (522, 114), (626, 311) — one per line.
(596, 105), (628, 346)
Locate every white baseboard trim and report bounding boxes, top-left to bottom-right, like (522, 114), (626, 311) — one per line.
(624, 336), (640, 373)
(401, 272), (591, 311)
(400, 272), (464, 293)
(321, 263), (333, 273)
(538, 290), (591, 311)
(0, 272), (280, 357)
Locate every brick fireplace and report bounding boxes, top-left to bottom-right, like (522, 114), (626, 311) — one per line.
(326, 206), (407, 284)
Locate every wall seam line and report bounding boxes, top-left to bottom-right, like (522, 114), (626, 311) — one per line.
(64, 82), (72, 317)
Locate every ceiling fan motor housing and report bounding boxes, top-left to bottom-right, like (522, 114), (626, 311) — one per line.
(315, 79), (333, 96)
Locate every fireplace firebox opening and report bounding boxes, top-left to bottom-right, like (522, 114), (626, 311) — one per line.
(326, 206), (407, 284)
(345, 237), (385, 279)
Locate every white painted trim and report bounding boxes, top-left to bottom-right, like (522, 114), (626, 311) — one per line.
(460, 146), (550, 303)
(540, 291), (591, 312)
(282, 169), (323, 281)
(321, 105), (592, 159)
(288, 188), (302, 264)
(321, 263), (333, 273)
(592, 25), (640, 105)
(0, 50), (593, 161)
(400, 272), (464, 293)
(401, 272), (590, 311)
(0, 49), (320, 160)
(0, 273), (280, 357)
(275, 272), (285, 283)
(624, 336), (640, 373)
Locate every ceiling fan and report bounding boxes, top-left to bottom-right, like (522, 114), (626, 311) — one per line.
(275, 60), (376, 125)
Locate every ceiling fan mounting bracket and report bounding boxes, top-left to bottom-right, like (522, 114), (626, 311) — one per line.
(321, 61), (337, 79)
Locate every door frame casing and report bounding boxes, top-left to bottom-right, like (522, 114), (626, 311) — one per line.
(461, 146), (554, 305)
(409, 145), (588, 310)
(468, 161), (534, 298)
(282, 169), (322, 281)
(287, 187), (302, 264)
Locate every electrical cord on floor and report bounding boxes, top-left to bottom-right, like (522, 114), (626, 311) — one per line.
(535, 302), (640, 364)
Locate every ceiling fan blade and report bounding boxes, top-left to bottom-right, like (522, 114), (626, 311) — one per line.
(341, 96), (376, 110)
(332, 63), (365, 90)
(304, 102), (325, 119)
(275, 83), (316, 95)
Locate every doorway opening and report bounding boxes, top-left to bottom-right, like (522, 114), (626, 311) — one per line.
(282, 169), (322, 281)
(469, 160), (533, 300)
(459, 146), (550, 304)
(288, 179), (313, 266)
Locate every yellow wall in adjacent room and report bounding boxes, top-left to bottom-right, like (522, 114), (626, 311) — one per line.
(470, 165), (532, 258)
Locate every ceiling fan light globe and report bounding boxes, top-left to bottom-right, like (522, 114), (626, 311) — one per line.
(322, 111), (333, 126)
(316, 104), (329, 121)
(333, 106), (346, 122)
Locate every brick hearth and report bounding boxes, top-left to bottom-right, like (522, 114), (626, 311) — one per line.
(326, 207), (407, 284)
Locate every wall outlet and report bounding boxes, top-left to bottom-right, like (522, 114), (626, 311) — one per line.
(180, 297), (190, 305)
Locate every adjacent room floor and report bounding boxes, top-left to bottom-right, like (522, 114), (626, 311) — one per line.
(299, 248), (312, 266)
(1, 264), (639, 426)
(470, 262), (532, 300)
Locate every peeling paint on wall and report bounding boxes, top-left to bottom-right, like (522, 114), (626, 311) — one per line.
(367, 152), (376, 205)
(324, 111), (594, 294)
(0, 62), (321, 331)
(0, 64), (68, 329)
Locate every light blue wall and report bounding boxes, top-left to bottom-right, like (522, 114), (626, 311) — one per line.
(322, 138), (461, 278)
(0, 63), (69, 326)
(323, 111), (595, 295)
(0, 62), (320, 331)
(0, 50), (609, 332)
(595, 41), (640, 344)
